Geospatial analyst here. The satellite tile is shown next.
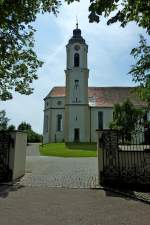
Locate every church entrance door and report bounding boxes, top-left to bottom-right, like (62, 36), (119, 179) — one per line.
(74, 128), (80, 142)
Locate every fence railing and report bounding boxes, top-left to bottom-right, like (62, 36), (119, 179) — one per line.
(0, 131), (12, 182)
(97, 129), (150, 186)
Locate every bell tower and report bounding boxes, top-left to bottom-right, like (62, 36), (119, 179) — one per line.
(65, 24), (90, 142)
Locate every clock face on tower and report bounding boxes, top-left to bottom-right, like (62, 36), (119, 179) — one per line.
(74, 45), (80, 51)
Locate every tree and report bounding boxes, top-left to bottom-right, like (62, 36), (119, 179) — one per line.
(18, 122), (31, 131)
(7, 124), (16, 130)
(27, 130), (43, 143)
(0, 110), (9, 130)
(129, 35), (150, 107)
(18, 121), (42, 142)
(0, 0), (60, 100)
(88, 0), (150, 34)
(109, 99), (143, 136)
(87, 0), (150, 105)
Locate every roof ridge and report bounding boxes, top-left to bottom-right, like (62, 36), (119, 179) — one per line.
(51, 86), (136, 88)
(88, 86), (135, 88)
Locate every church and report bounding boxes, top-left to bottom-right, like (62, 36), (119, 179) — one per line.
(43, 24), (146, 144)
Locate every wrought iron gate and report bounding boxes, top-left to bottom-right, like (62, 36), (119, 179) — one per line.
(100, 130), (150, 186)
(0, 131), (12, 182)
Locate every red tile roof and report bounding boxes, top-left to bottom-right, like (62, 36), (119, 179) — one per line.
(45, 86), (146, 107)
(48, 86), (66, 97)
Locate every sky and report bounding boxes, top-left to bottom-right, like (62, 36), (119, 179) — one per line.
(0, 1), (148, 134)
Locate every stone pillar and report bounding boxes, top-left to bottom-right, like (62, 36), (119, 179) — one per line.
(97, 130), (103, 185)
(9, 131), (27, 181)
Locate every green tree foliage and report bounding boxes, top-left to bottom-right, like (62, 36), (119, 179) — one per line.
(88, 0), (150, 34)
(27, 130), (43, 143)
(129, 35), (150, 106)
(87, 0), (150, 105)
(0, 110), (9, 130)
(7, 124), (16, 130)
(109, 99), (143, 134)
(18, 122), (32, 131)
(0, 0), (61, 100)
(18, 121), (42, 142)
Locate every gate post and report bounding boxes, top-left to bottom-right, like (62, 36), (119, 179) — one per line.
(97, 130), (103, 185)
(9, 131), (27, 181)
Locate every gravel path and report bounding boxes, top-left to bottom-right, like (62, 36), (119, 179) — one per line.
(26, 143), (41, 156)
(21, 143), (99, 188)
(21, 156), (99, 188)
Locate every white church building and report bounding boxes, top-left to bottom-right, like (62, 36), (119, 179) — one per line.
(43, 25), (146, 144)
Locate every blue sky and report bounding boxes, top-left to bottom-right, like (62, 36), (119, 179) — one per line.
(0, 1), (148, 133)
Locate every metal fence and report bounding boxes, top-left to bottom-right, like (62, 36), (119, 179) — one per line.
(100, 129), (150, 186)
(0, 131), (12, 182)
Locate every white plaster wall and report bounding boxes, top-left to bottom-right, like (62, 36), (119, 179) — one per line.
(9, 132), (27, 180)
(44, 98), (52, 110)
(43, 97), (65, 143)
(50, 108), (65, 142)
(65, 105), (90, 142)
(44, 97), (65, 110)
(43, 100), (114, 143)
(43, 110), (50, 144)
(65, 69), (89, 104)
(12, 132), (27, 180)
(66, 43), (88, 69)
(91, 107), (113, 142)
(51, 97), (65, 108)
(65, 41), (89, 106)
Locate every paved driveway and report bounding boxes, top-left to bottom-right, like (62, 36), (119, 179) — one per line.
(26, 143), (41, 156)
(0, 186), (150, 225)
(20, 143), (98, 188)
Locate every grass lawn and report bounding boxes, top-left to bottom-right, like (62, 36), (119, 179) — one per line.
(39, 143), (97, 157)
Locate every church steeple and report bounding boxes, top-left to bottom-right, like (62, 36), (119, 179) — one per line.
(65, 25), (89, 103)
(67, 22), (86, 45)
(65, 25), (90, 142)
(66, 25), (88, 70)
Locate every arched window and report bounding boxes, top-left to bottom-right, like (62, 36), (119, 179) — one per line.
(44, 115), (48, 133)
(57, 114), (63, 131)
(74, 53), (80, 67)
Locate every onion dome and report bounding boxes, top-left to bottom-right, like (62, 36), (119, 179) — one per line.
(68, 23), (86, 44)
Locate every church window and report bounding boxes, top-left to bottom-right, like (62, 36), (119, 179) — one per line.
(73, 80), (80, 102)
(75, 80), (79, 88)
(74, 53), (80, 67)
(57, 101), (62, 106)
(98, 111), (103, 130)
(45, 115), (48, 133)
(57, 114), (63, 131)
